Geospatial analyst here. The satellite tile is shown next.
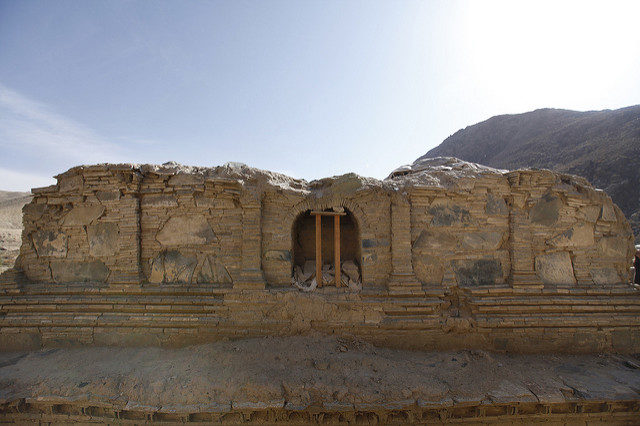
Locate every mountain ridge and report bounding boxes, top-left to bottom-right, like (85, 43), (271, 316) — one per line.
(421, 105), (640, 240)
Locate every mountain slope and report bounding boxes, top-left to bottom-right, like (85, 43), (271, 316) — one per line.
(421, 105), (640, 239)
(0, 190), (31, 272)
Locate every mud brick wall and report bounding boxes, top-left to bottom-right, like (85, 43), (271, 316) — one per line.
(139, 171), (243, 286)
(18, 165), (142, 285)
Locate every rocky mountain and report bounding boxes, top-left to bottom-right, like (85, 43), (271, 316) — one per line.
(420, 105), (640, 240)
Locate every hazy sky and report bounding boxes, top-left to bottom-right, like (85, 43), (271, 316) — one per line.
(1, 0), (639, 191)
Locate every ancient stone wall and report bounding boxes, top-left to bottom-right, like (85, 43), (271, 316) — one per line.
(140, 171), (243, 287)
(408, 169), (632, 289)
(1, 159), (639, 353)
(505, 170), (631, 287)
(19, 165), (142, 285)
(409, 172), (511, 288)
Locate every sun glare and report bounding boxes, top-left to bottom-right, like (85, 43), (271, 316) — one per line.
(462, 0), (640, 110)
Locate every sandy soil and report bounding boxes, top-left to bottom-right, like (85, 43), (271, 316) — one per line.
(0, 190), (30, 273)
(1, 334), (639, 412)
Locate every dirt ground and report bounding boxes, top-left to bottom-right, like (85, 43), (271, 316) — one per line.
(1, 334), (639, 412)
(0, 191), (30, 274)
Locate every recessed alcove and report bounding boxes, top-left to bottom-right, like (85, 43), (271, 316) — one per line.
(291, 208), (361, 284)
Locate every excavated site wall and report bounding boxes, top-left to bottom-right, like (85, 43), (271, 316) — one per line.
(0, 161), (639, 353)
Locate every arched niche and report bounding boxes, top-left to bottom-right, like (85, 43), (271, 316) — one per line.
(291, 208), (361, 283)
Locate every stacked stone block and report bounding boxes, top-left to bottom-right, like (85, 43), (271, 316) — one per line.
(409, 172), (512, 288)
(139, 170), (243, 287)
(18, 165), (142, 286)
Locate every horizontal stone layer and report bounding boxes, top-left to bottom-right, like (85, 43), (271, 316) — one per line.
(1, 399), (639, 424)
(1, 285), (639, 352)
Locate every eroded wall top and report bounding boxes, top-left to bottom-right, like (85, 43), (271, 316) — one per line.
(12, 158), (635, 289)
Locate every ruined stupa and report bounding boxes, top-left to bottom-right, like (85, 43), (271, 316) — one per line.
(0, 157), (637, 353)
(2, 157), (640, 423)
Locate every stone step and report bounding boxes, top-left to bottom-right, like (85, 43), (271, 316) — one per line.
(476, 313), (640, 328)
(475, 304), (640, 314)
(383, 307), (438, 316)
(470, 296), (640, 306)
(0, 296), (225, 306)
(0, 304), (229, 314)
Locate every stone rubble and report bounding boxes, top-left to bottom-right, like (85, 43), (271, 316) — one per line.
(292, 261), (362, 292)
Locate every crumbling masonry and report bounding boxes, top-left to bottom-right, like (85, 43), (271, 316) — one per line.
(1, 157), (638, 352)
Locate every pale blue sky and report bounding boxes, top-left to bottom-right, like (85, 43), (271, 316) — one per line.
(1, 0), (639, 191)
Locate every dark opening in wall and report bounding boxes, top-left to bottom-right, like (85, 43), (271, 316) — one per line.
(291, 209), (361, 280)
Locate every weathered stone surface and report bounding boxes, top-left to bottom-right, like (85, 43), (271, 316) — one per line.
(156, 216), (217, 246)
(50, 260), (109, 283)
(142, 194), (178, 208)
(341, 260), (360, 282)
(452, 259), (501, 286)
(195, 197), (236, 209)
(529, 193), (562, 226)
(598, 236), (627, 258)
(148, 255), (164, 283)
(87, 223), (119, 257)
(163, 250), (197, 283)
(264, 250), (291, 261)
(96, 191), (120, 202)
(485, 193), (508, 215)
(535, 252), (576, 285)
(546, 224), (594, 248)
(600, 203), (617, 222)
(31, 230), (67, 257)
(580, 205), (601, 223)
(58, 174), (83, 193)
(413, 229), (457, 251)
(197, 256), (232, 284)
(361, 238), (389, 248)
(63, 205), (105, 226)
(460, 231), (504, 251)
(169, 173), (205, 186)
(22, 204), (46, 221)
(590, 268), (622, 285)
(429, 201), (471, 226)
(413, 254), (444, 285)
(320, 174), (367, 198)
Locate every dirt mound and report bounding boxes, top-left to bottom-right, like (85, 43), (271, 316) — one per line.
(0, 190), (31, 273)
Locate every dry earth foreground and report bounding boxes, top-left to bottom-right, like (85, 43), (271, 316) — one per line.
(1, 335), (640, 424)
(1, 158), (640, 423)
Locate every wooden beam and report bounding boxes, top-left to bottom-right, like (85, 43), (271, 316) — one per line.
(334, 214), (341, 287)
(310, 210), (346, 216)
(315, 213), (322, 287)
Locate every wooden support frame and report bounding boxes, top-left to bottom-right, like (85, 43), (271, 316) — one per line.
(315, 213), (322, 287)
(310, 210), (346, 287)
(334, 215), (341, 287)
